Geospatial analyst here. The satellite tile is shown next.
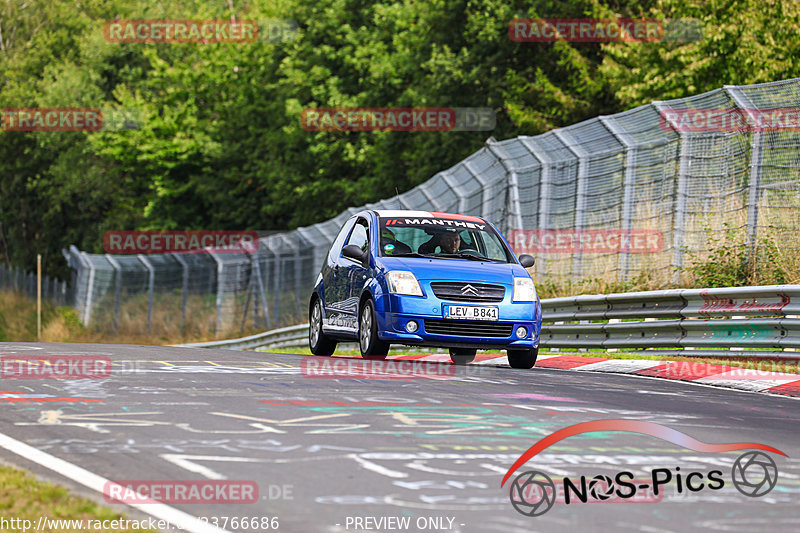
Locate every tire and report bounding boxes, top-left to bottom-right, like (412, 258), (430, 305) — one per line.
(359, 299), (389, 358)
(449, 348), (477, 365)
(507, 347), (538, 369)
(309, 298), (336, 356)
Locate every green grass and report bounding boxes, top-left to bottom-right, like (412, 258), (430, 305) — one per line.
(0, 464), (156, 532)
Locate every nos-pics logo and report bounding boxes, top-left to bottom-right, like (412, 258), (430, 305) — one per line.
(501, 419), (785, 517)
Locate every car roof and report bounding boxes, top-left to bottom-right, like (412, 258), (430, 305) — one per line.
(372, 209), (487, 224)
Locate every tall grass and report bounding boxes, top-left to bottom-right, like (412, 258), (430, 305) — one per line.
(531, 192), (800, 298)
(0, 290), (268, 345)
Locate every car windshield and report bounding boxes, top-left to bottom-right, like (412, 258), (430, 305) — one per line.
(378, 215), (513, 262)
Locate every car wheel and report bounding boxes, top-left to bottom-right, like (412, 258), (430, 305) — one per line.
(359, 299), (389, 358)
(449, 348), (476, 365)
(309, 298), (336, 356)
(507, 347), (538, 369)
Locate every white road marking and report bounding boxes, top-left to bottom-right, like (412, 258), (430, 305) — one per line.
(0, 432), (230, 533)
(348, 453), (408, 478)
(576, 359), (663, 372)
(160, 454), (265, 480)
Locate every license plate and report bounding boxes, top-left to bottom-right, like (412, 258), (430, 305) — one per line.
(444, 305), (499, 321)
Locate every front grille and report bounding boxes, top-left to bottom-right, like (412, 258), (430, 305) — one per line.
(430, 282), (505, 303)
(424, 319), (513, 338)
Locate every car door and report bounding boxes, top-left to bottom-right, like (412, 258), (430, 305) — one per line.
(322, 217), (356, 332)
(337, 217), (371, 333)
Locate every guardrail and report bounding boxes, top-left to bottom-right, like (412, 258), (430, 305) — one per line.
(173, 324), (310, 351)
(176, 285), (800, 358)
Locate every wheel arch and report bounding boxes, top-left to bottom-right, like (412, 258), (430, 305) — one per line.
(358, 289), (374, 319)
(309, 291), (321, 318)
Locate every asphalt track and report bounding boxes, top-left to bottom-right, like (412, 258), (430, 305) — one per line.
(1, 342), (799, 533)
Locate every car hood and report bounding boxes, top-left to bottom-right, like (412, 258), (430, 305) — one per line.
(378, 256), (529, 284)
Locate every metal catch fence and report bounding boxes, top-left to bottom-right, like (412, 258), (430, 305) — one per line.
(0, 263), (70, 306)
(65, 78), (800, 336)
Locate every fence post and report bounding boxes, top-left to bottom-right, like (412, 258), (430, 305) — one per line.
(79, 251), (95, 325)
(440, 169), (468, 214)
(554, 129), (588, 285)
(172, 253), (189, 332)
(416, 172), (449, 211)
(240, 272), (254, 333)
(294, 244), (303, 323)
(252, 253), (271, 329)
(240, 248), (258, 333)
(137, 254), (154, 335)
(463, 157), (494, 220)
(105, 254), (122, 334)
(599, 115), (638, 282)
(653, 101), (690, 284)
(724, 85), (764, 268)
(485, 140), (523, 236)
(274, 254), (281, 328)
(251, 251), (261, 328)
(520, 137), (554, 278)
(208, 251), (225, 337)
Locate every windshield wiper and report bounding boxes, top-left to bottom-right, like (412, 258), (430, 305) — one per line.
(391, 252), (504, 262)
(390, 252), (434, 258)
(436, 253), (498, 261)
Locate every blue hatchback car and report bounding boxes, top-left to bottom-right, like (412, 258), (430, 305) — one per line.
(308, 210), (542, 368)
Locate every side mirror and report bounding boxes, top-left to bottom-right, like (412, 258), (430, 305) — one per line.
(518, 254), (535, 268)
(343, 244), (367, 264)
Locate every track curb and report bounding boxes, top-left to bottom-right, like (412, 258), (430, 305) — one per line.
(386, 352), (800, 398)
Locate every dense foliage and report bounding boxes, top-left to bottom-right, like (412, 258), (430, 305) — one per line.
(1, 0), (798, 277)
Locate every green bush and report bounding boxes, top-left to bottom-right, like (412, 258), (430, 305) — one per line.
(58, 307), (85, 334)
(682, 223), (788, 287)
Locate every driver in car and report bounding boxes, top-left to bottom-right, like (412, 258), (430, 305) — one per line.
(419, 229), (461, 254)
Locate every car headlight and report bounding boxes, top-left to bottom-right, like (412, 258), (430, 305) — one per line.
(513, 277), (536, 302)
(386, 271), (423, 296)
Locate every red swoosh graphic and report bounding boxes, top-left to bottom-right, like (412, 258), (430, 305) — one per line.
(500, 419), (787, 487)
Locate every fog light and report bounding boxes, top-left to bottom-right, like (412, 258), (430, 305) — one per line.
(406, 320), (419, 333)
(515, 326), (528, 338)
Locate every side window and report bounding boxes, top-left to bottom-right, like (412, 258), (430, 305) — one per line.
(329, 218), (356, 261)
(345, 218), (370, 255)
(459, 230), (475, 250)
(484, 237), (503, 260)
(482, 233), (508, 261)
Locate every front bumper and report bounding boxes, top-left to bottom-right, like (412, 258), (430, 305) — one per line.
(377, 290), (541, 349)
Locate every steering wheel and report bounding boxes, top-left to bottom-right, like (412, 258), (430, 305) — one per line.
(456, 249), (484, 258)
